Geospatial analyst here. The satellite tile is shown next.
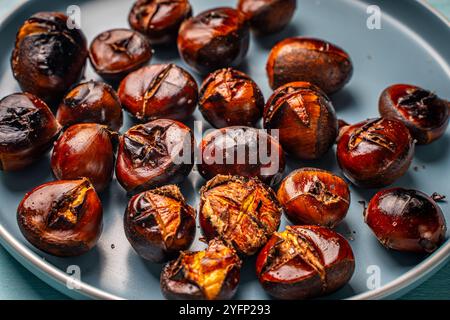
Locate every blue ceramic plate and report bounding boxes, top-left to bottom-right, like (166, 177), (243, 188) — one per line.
(0, 0), (449, 300)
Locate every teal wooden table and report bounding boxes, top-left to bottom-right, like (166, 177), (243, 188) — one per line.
(0, 0), (449, 300)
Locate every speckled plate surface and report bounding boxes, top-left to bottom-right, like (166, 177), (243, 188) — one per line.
(0, 0), (449, 300)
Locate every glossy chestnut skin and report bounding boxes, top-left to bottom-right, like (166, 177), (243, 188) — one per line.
(256, 225), (355, 300)
(199, 175), (282, 256)
(365, 188), (446, 253)
(198, 126), (285, 186)
(263, 81), (338, 160)
(17, 178), (103, 257)
(128, 0), (192, 45)
(118, 64), (198, 122)
(379, 84), (450, 145)
(277, 168), (350, 228)
(89, 29), (152, 82)
(337, 118), (415, 188)
(199, 68), (265, 128)
(0, 93), (61, 171)
(11, 12), (88, 105)
(238, 0), (297, 35)
(56, 81), (123, 131)
(266, 37), (353, 93)
(124, 185), (196, 263)
(161, 239), (242, 300)
(177, 7), (250, 74)
(51, 124), (117, 192)
(116, 119), (194, 194)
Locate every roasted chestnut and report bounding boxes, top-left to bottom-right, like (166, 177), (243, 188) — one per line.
(0, 93), (61, 171)
(198, 126), (285, 186)
(199, 175), (282, 256)
(56, 81), (123, 131)
(337, 118), (415, 188)
(118, 64), (198, 122)
(17, 178), (103, 257)
(256, 225), (355, 300)
(379, 84), (450, 145)
(266, 37), (353, 93)
(365, 188), (447, 253)
(263, 81), (338, 160)
(277, 168), (350, 227)
(124, 185), (196, 263)
(199, 68), (265, 128)
(51, 124), (116, 192)
(161, 239), (242, 300)
(128, 0), (192, 45)
(177, 7), (250, 74)
(238, 0), (297, 35)
(11, 12), (88, 105)
(89, 29), (152, 82)
(116, 119), (194, 194)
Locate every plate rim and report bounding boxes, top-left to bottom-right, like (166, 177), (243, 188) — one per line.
(0, 0), (449, 300)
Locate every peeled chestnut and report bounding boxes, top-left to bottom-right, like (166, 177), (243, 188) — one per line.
(161, 239), (242, 300)
(199, 68), (265, 128)
(17, 178), (103, 257)
(256, 225), (355, 300)
(198, 126), (285, 186)
(118, 64), (198, 122)
(128, 0), (192, 45)
(89, 29), (152, 82)
(277, 168), (350, 227)
(238, 0), (297, 35)
(124, 185), (196, 263)
(379, 84), (450, 145)
(116, 119), (194, 194)
(51, 124), (116, 192)
(56, 81), (123, 131)
(199, 175), (282, 256)
(266, 37), (353, 93)
(0, 93), (61, 171)
(11, 12), (88, 104)
(263, 81), (338, 160)
(337, 118), (414, 188)
(365, 188), (446, 253)
(177, 7), (250, 74)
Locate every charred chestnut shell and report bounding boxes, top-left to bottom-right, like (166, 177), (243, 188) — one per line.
(17, 178), (103, 257)
(161, 239), (242, 300)
(11, 12), (88, 105)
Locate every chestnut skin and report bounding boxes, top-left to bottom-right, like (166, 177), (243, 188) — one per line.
(199, 68), (265, 128)
(256, 225), (355, 300)
(277, 168), (350, 228)
(199, 175), (282, 256)
(379, 84), (450, 145)
(238, 0), (297, 35)
(17, 178), (103, 257)
(197, 126), (286, 186)
(263, 81), (338, 160)
(161, 239), (242, 300)
(11, 12), (88, 105)
(124, 185), (196, 263)
(128, 0), (192, 45)
(89, 28), (153, 83)
(365, 188), (447, 253)
(0, 93), (61, 171)
(51, 124), (117, 192)
(177, 7), (250, 74)
(116, 119), (194, 195)
(266, 37), (353, 94)
(56, 81), (123, 131)
(337, 118), (415, 188)
(118, 64), (198, 122)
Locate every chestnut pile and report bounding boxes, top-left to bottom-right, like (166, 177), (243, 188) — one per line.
(1, 0), (448, 301)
